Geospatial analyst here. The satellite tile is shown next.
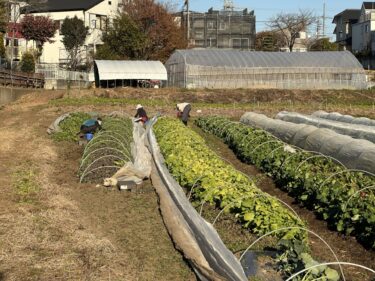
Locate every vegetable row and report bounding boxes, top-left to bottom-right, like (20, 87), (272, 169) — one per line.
(196, 116), (375, 250)
(154, 117), (304, 239)
(154, 118), (340, 280)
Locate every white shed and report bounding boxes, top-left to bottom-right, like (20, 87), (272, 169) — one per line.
(94, 60), (168, 88)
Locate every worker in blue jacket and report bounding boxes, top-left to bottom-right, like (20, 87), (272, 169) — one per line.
(80, 117), (102, 135)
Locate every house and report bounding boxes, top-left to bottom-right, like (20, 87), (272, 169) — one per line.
(6, 0), (121, 65)
(332, 9), (360, 51)
(352, 2), (375, 54)
(178, 7), (256, 49)
(279, 31), (308, 52)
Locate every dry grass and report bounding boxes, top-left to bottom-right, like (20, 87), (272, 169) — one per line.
(1, 88), (374, 280)
(0, 97), (195, 280)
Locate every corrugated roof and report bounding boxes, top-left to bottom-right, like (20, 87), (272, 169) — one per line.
(94, 60), (168, 81)
(167, 49), (364, 70)
(24, 0), (103, 13)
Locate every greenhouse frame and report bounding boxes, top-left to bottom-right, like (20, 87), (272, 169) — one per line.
(165, 50), (368, 90)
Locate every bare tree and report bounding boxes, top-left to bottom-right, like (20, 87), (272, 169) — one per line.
(268, 10), (316, 52)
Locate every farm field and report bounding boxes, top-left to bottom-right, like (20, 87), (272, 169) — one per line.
(192, 122), (375, 281)
(0, 88), (374, 280)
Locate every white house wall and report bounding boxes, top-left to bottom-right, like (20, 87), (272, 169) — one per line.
(21, 0), (121, 64)
(87, 0), (120, 19)
(30, 11), (84, 64)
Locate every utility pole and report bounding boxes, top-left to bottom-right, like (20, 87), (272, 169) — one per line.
(186, 0), (189, 43)
(322, 1), (326, 38)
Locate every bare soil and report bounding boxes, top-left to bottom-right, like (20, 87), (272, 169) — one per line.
(1, 88), (375, 280)
(17, 87), (375, 119)
(193, 124), (375, 281)
(0, 98), (195, 280)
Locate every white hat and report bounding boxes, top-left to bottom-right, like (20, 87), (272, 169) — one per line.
(136, 104), (142, 109)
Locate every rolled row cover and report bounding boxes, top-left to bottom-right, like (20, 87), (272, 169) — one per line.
(240, 112), (375, 174)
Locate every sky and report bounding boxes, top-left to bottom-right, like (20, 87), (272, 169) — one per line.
(175, 0), (368, 40)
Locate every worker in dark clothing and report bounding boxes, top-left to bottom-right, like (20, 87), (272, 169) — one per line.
(176, 103), (191, 125)
(79, 117), (102, 135)
(134, 104), (149, 125)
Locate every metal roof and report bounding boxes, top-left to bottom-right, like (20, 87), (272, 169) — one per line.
(94, 60), (168, 81)
(363, 2), (375, 9)
(24, 0), (103, 13)
(167, 49), (364, 70)
(332, 9), (360, 24)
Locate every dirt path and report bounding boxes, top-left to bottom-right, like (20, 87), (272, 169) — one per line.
(0, 101), (194, 280)
(193, 125), (375, 281)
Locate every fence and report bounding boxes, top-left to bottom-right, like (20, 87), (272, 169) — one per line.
(35, 64), (92, 89)
(0, 68), (44, 88)
(35, 64), (90, 81)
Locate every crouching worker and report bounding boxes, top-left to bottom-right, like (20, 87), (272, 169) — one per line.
(134, 104), (149, 125)
(79, 117), (102, 141)
(176, 102), (191, 125)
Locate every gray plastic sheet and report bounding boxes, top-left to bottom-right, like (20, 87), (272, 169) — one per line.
(312, 110), (375, 127)
(276, 111), (375, 143)
(240, 112), (375, 174)
(147, 118), (248, 281)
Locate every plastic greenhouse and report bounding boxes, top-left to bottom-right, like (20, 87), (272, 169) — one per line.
(165, 50), (367, 90)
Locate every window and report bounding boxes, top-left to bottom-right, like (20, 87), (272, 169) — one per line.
(194, 40), (204, 47)
(208, 38), (217, 47)
(194, 30), (204, 39)
(193, 19), (204, 28)
(241, 38), (249, 48)
(366, 24), (369, 33)
(91, 19), (97, 29)
(207, 21), (216, 30)
(90, 14), (108, 30)
(108, 1), (112, 4)
(232, 38), (241, 48)
(219, 21), (226, 30)
(54, 20), (60, 30)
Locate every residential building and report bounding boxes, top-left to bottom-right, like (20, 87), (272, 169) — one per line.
(332, 9), (360, 51)
(352, 2), (375, 54)
(279, 31), (308, 52)
(4, 1), (28, 62)
(5, 0), (121, 65)
(180, 7), (256, 50)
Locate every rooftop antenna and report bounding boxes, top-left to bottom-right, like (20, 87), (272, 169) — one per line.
(223, 0), (234, 11)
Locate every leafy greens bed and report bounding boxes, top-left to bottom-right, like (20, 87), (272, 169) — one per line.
(154, 117), (340, 280)
(195, 116), (375, 250)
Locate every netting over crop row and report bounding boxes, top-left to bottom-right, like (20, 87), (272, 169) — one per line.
(240, 112), (375, 174)
(276, 111), (375, 143)
(313, 111), (375, 127)
(165, 50), (367, 90)
(79, 117), (133, 183)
